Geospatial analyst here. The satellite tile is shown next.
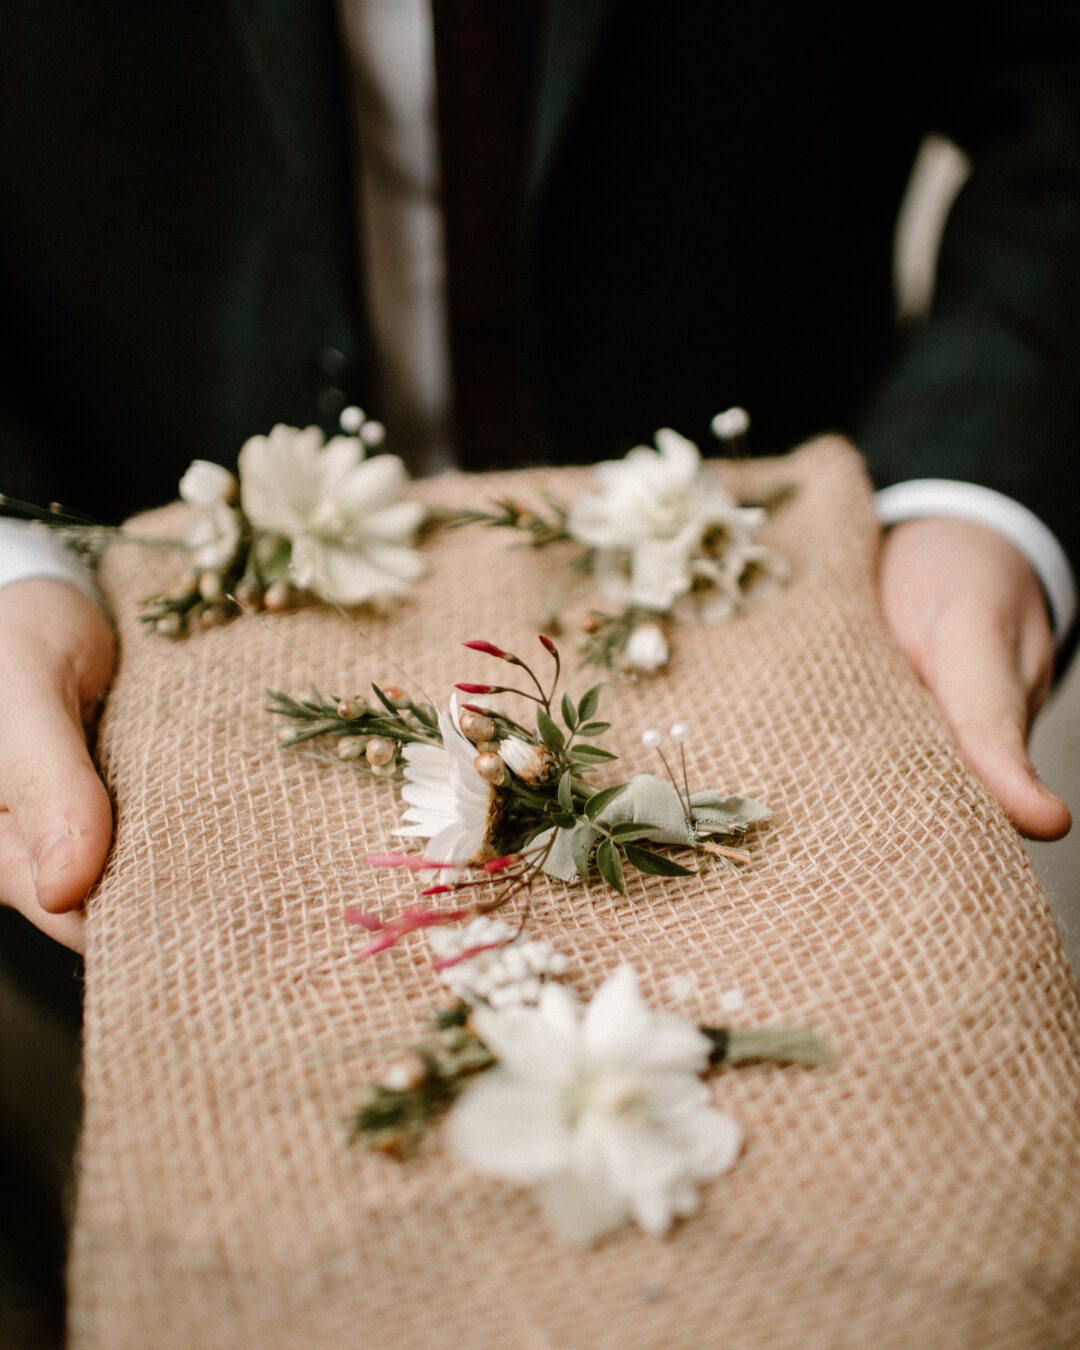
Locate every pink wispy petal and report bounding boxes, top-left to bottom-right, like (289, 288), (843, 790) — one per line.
(483, 854), (520, 873)
(431, 938), (507, 972)
(364, 851), (458, 871)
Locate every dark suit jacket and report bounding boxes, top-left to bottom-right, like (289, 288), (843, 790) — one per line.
(2, 0), (1079, 571)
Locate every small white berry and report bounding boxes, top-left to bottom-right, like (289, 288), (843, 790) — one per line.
(711, 406), (750, 441)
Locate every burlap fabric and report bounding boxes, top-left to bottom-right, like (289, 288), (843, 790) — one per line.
(68, 438), (1080, 1349)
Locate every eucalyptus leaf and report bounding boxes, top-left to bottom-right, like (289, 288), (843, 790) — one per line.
(536, 709), (565, 753)
(577, 686), (602, 723)
(583, 785), (626, 820)
(576, 721), (612, 738)
(605, 822), (661, 841)
(569, 745), (618, 763)
(557, 770), (574, 812)
(596, 838), (625, 894)
(561, 691), (577, 731)
(622, 844), (695, 877)
(571, 822), (593, 880)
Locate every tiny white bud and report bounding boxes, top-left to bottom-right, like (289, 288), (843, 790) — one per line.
(669, 721), (690, 743)
(365, 736), (396, 767)
(156, 612), (183, 637)
(711, 406), (750, 441)
(473, 751), (506, 785)
(459, 709), (496, 744)
(383, 1054), (427, 1092)
(197, 570), (224, 602)
(336, 697), (368, 719)
(623, 623), (669, 674)
(339, 405), (365, 434)
(359, 419), (386, 447)
(641, 728), (662, 749)
(337, 737), (367, 761)
(263, 580), (293, 612)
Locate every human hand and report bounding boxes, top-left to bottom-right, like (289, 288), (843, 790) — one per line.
(0, 579), (116, 950)
(878, 517), (1071, 841)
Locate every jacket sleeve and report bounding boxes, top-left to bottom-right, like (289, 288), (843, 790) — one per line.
(856, 2), (1080, 575)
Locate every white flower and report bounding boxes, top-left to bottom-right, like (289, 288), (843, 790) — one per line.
(396, 694), (495, 874)
(448, 965), (741, 1244)
(179, 459), (238, 510)
(428, 916), (570, 1008)
(178, 460), (242, 570)
(498, 735), (557, 786)
(238, 423), (426, 605)
(566, 428), (763, 612)
(623, 623), (669, 674)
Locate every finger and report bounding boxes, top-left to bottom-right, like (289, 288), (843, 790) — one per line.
(0, 667), (113, 914)
(925, 614), (1071, 842)
(0, 814), (86, 951)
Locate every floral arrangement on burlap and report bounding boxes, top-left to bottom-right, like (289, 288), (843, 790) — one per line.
(270, 634), (828, 1244)
(142, 409), (427, 633)
(1, 408), (787, 666)
(449, 410), (789, 674)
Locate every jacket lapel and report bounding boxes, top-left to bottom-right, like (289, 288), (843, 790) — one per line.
(527, 0), (619, 199)
(226, 0), (347, 188)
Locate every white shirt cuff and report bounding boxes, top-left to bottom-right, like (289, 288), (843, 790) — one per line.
(875, 479), (1077, 645)
(0, 519), (101, 605)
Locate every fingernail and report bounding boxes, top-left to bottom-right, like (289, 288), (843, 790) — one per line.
(32, 830), (78, 886)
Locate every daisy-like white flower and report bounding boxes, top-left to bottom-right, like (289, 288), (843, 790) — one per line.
(238, 423), (426, 605)
(396, 694), (496, 874)
(447, 965), (742, 1245)
(178, 459), (241, 570)
(566, 428), (765, 612)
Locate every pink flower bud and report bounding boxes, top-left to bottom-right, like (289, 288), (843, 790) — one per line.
(463, 640), (508, 659)
(456, 682), (496, 694)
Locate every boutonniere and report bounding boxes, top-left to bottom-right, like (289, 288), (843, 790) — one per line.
(353, 960), (829, 1245)
(144, 410), (427, 634)
(271, 634), (771, 955)
(449, 413), (789, 675)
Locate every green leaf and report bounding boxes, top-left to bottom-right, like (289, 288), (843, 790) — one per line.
(557, 770), (574, 812)
(551, 812), (579, 831)
(596, 838), (625, 894)
(561, 692), (577, 732)
(584, 785), (626, 820)
(605, 822), (660, 841)
(622, 845), (695, 877)
(571, 823), (592, 880)
(569, 745), (618, 763)
(576, 721), (612, 738)
(370, 683), (399, 717)
(536, 709), (565, 753)
(577, 685), (602, 723)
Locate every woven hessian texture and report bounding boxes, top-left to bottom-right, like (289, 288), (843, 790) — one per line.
(68, 439), (1080, 1349)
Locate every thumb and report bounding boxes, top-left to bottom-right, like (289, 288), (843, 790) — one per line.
(0, 581), (115, 913)
(922, 614), (1070, 842)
